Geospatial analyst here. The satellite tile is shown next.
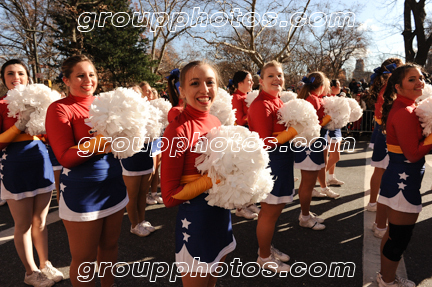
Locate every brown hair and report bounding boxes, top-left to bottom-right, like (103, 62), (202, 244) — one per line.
(61, 55), (96, 79)
(381, 63), (423, 132)
(370, 58), (403, 102)
(297, 71), (328, 100)
(231, 70), (250, 94)
(1, 59), (30, 86)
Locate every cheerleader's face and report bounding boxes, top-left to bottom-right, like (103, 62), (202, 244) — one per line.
(4, 64), (28, 90)
(331, 82), (341, 95)
(63, 61), (97, 97)
(259, 66), (284, 97)
(141, 84), (153, 100)
(238, 73), (253, 93)
(180, 64), (217, 112)
(395, 68), (425, 101)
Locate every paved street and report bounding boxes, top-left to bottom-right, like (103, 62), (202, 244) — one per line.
(1, 140), (432, 287)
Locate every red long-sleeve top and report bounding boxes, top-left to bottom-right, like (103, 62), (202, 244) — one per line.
(168, 99), (184, 123)
(375, 86), (386, 119)
(161, 104), (221, 208)
(247, 90), (285, 149)
(231, 90), (248, 126)
(386, 95), (432, 163)
(0, 96), (20, 150)
(306, 93), (326, 124)
(45, 95), (97, 169)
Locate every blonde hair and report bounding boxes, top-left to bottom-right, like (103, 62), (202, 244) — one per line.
(260, 60), (283, 79)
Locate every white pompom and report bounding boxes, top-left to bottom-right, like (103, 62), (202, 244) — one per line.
(150, 98), (172, 129)
(416, 84), (432, 103)
(245, 90), (259, 107)
(415, 96), (432, 136)
(195, 126), (273, 209)
(322, 96), (351, 130)
(89, 87), (158, 159)
(209, 88), (236, 126)
(280, 91), (297, 103)
(346, 98), (363, 122)
(6, 84), (61, 135)
(277, 99), (321, 143)
(144, 100), (163, 142)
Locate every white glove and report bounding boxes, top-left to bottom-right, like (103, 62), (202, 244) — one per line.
(15, 106), (36, 131)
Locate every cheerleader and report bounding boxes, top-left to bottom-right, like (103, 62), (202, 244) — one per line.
(138, 81), (163, 206)
(295, 72), (340, 231)
(46, 55), (128, 286)
(161, 61), (236, 286)
(376, 64), (430, 287)
(166, 68), (183, 123)
(0, 59), (63, 287)
(323, 79), (344, 186)
(230, 70), (261, 219)
(367, 58), (403, 240)
(248, 60), (291, 272)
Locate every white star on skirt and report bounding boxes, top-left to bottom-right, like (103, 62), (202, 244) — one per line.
(182, 232), (190, 242)
(181, 218), (191, 229)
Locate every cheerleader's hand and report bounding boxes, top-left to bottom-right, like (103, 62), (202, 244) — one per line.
(172, 174), (220, 200)
(321, 115), (332, 127)
(271, 125), (300, 145)
(424, 133), (432, 145)
(15, 106), (36, 131)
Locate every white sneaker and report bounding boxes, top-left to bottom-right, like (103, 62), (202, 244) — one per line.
(146, 194), (157, 205)
(321, 187), (340, 198)
(151, 193), (164, 204)
(372, 222), (387, 239)
(24, 270), (55, 287)
(299, 217), (326, 230)
(235, 208), (258, 219)
(0, 199), (6, 206)
(327, 177), (345, 186)
(40, 261), (63, 283)
(258, 245), (290, 262)
(130, 224), (150, 237)
(247, 204), (261, 214)
(366, 202), (377, 212)
(312, 188), (327, 198)
(141, 220), (156, 232)
(377, 272), (416, 287)
(298, 211), (324, 223)
(257, 254), (290, 273)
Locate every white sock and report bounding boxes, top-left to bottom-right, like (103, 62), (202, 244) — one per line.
(328, 174), (335, 180)
(301, 214), (311, 221)
(369, 202), (377, 207)
(321, 187), (328, 192)
(151, 192), (157, 196)
(259, 255), (272, 262)
(376, 227), (386, 232)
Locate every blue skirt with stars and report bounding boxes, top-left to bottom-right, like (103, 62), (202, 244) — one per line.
(120, 144), (154, 176)
(175, 193), (236, 273)
(264, 143), (294, 204)
(293, 128), (326, 171)
(369, 122), (379, 149)
(1, 140), (54, 200)
(46, 144), (62, 171)
(59, 153), (128, 222)
(378, 152), (425, 213)
(371, 124), (389, 169)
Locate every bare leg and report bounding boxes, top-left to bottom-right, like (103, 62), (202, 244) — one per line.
(97, 209), (124, 287)
(256, 202), (285, 258)
(298, 170), (319, 216)
(181, 255), (228, 287)
(123, 175), (142, 227)
(326, 142), (340, 174)
(7, 197), (38, 275)
(31, 192), (52, 269)
(376, 202), (388, 229)
(138, 174), (152, 223)
(370, 167), (385, 204)
(63, 219), (103, 287)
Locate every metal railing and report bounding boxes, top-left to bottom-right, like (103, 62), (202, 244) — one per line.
(342, 110), (375, 136)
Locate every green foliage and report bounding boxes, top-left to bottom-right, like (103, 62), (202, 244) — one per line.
(51, 0), (159, 88)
